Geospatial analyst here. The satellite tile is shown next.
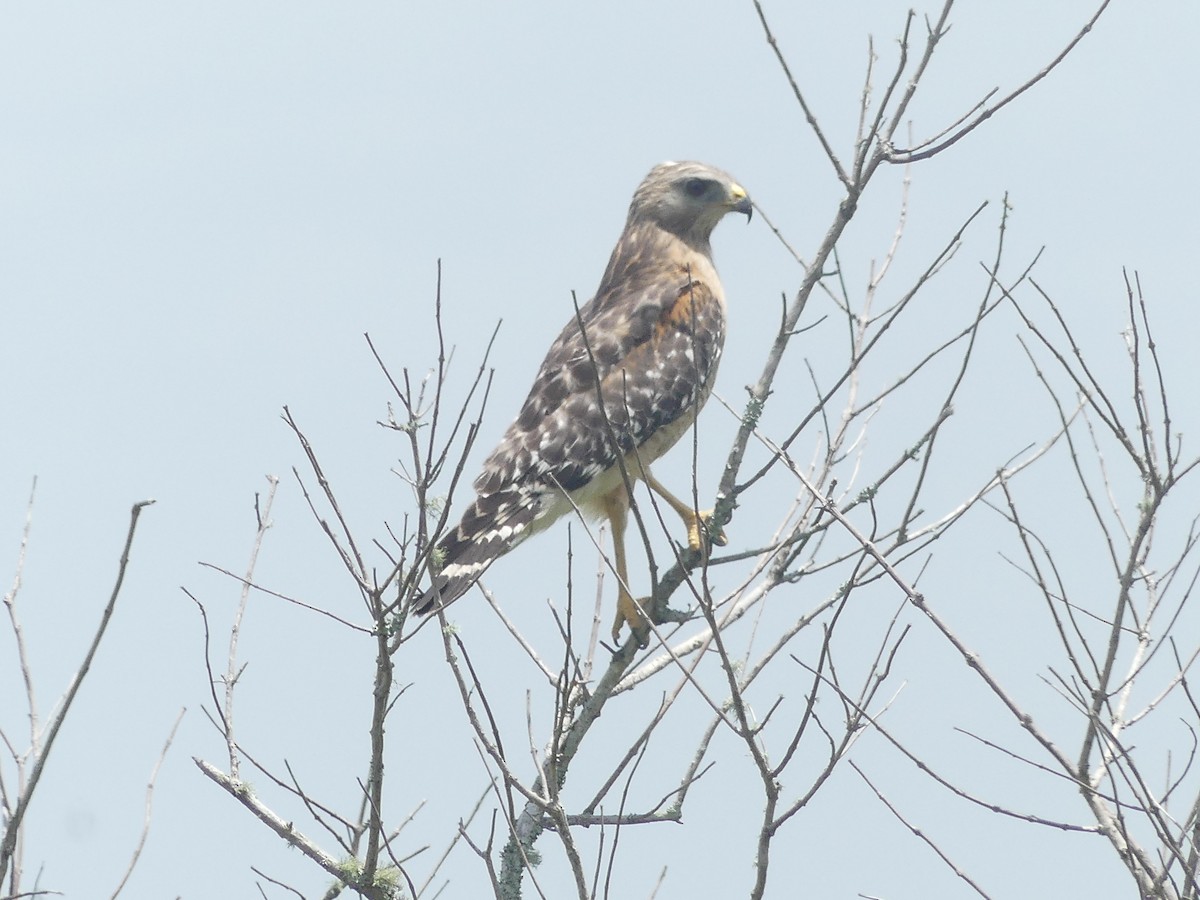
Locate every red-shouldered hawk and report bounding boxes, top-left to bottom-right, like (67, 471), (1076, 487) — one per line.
(414, 161), (751, 642)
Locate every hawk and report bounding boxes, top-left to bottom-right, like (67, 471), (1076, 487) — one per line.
(414, 161), (751, 641)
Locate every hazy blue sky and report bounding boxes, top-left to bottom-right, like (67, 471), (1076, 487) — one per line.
(3, 2), (1198, 898)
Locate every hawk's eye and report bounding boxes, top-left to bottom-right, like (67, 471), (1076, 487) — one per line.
(684, 178), (709, 198)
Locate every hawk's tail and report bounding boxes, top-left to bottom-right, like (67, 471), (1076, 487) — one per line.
(412, 489), (538, 616)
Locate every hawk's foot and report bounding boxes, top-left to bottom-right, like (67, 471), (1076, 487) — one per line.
(686, 509), (728, 552)
(612, 589), (651, 648)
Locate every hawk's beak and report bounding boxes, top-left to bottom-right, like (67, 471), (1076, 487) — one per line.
(729, 184), (753, 222)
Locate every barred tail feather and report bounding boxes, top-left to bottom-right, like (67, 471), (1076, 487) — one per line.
(413, 490), (537, 615)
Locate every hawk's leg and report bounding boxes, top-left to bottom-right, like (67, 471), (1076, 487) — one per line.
(642, 468), (728, 551)
(601, 488), (649, 644)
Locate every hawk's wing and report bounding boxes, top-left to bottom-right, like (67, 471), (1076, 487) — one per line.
(479, 255), (725, 496)
(414, 247), (725, 613)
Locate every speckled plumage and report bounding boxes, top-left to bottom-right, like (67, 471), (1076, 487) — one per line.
(415, 161), (751, 639)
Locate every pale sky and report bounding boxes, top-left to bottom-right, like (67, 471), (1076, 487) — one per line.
(3, 2), (1198, 898)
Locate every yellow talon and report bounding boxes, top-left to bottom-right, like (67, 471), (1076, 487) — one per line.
(612, 588), (650, 647)
(641, 469), (727, 552)
(687, 508), (728, 551)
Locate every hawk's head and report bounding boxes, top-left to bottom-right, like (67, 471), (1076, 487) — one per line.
(627, 161), (752, 245)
